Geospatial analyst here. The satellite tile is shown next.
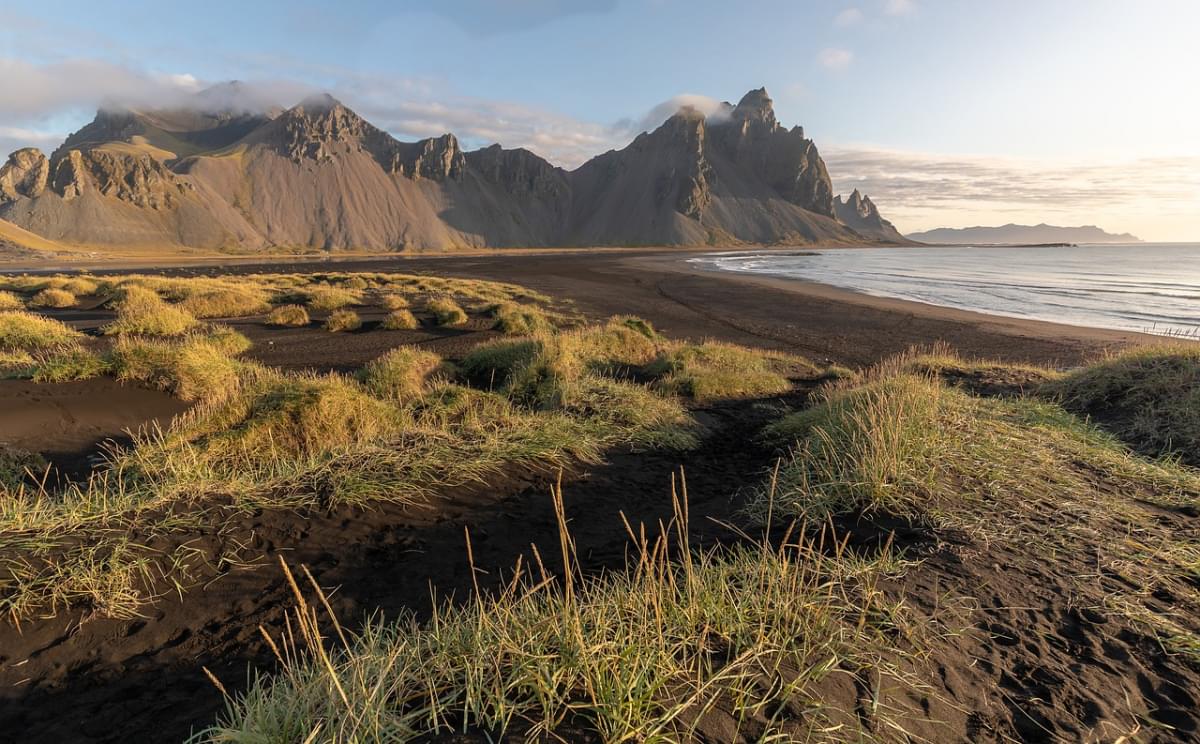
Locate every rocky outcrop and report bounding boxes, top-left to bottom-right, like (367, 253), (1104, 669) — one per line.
(0, 149), (50, 201)
(833, 189), (905, 242)
(0, 85), (907, 251)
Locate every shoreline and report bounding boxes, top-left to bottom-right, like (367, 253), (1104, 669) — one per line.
(2, 248), (1171, 367)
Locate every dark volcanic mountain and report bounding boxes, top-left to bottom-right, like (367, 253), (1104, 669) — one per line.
(0, 86), (904, 252)
(907, 223), (1142, 245)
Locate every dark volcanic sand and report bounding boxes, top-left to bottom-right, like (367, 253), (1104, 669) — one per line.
(0, 252), (1195, 743)
(27, 248), (1160, 367)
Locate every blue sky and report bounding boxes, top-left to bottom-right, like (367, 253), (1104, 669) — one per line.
(2, 0), (1198, 239)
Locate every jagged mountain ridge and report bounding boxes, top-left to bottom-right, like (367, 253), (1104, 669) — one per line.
(0, 86), (906, 251)
(834, 189), (903, 242)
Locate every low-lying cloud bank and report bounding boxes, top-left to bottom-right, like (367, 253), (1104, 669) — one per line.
(825, 146), (1200, 240)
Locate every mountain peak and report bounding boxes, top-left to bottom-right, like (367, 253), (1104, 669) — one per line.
(731, 87), (777, 127)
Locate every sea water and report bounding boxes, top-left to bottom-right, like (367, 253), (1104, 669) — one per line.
(691, 243), (1200, 337)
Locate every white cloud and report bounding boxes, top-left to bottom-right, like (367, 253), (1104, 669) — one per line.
(817, 48), (854, 70)
(883, 0), (915, 16)
(834, 8), (864, 27)
(0, 58), (204, 118)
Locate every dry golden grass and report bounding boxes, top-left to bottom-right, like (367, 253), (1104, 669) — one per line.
(178, 287), (271, 318)
(378, 293), (410, 311)
(324, 309), (362, 333)
(0, 311), (83, 351)
(102, 286), (199, 337)
(425, 296), (468, 326)
(29, 288), (76, 309)
(359, 347), (444, 401)
(265, 304), (311, 327)
(380, 309), (418, 330)
(0, 291), (24, 311)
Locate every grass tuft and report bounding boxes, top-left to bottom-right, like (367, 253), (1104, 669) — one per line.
(1043, 343), (1200, 466)
(29, 288), (76, 308)
(380, 309), (419, 330)
(324, 309), (362, 333)
(178, 287), (271, 319)
(0, 311), (83, 351)
(0, 291), (25, 311)
(425, 297), (468, 326)
(102, 286), (199, 337)
(647, 341), (813, 401)
(265, 304), (311, 327)
(359, 347), (443, 401)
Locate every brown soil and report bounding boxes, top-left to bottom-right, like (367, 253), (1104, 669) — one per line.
(0, 378), (188, 479)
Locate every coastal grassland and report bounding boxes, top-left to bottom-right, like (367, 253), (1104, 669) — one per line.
(4, 312), (800, 621)
(491, 300), (552, 335)
(200, 484), (918, 743)
(883, 341), (1061, 397)
(178, 286), (272, 318)
(754, 364), (1200, 658)
(1043, 343), (1200, 465)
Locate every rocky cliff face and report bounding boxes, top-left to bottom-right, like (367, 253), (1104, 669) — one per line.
(0, 85), (905, 252)
(1, 146), (184, 209)
(833, 189), (905, 243)
(0, 149), (50, 200)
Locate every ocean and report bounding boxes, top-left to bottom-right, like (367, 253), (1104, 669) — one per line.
(690, 243), (1200, 337)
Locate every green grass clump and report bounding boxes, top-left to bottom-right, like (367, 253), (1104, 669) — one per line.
(1043, 344), (1200, 466)
(102, 286), (199, 337)
(380, 309), (419, 330)
(0, 291), (24, 311)
(324, 309), (362, 333)
(647, 341), (811, 401)
(179, 287), (271, 318)
(0, 311), (83, 351)
(111, 333), (246, 402)
(28, 347), (111, 383)
(492, 301), (552, 335)
(200, 490), (910, 742)
(0, 350), (35, 374)
(265, 304), (311, 327)
(29, 288), (76, 309)
(303, 286), (361, 311)
(425, 297), (468, 326)
(755, 370), (1200, 523)
(359, 347), (443, 401)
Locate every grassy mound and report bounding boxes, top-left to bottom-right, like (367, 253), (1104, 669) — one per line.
(265, 304), (310, 327)
(758, 371), (1197, 521)
(425, 297), (468, 326)
(0, 444), (47, 490)
(491, 301), (552, 335)
(0, 291), (24, 311)
(888, 343), (1060, 398)
(302, 286), (361, 311)
(1043, 344), (1200, 466)
(378, 293), (410, 311)
(380, 309), (418, 330)
(27, 347), (111, 383)
(201, 492), (910, 742)
(648, 341), (814, 401)
(111, 331), (249, 402)
(103, 286), (199, 337)
(324, 309), (361, 332)
(0, 311), (83, 351)
(29, 288), (76, 308)
(359, 347), (443, 400)
(179, 287), (271, 319)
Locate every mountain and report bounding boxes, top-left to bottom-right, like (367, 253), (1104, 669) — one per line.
(833, 189), (905, 243)
(0, 85), (906, 253)
(907, 223), (1141, 245)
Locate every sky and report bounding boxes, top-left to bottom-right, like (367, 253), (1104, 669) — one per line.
(1, 0), (1198, 240)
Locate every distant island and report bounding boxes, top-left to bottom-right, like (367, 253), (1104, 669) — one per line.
(907, 223), (1141, 245)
